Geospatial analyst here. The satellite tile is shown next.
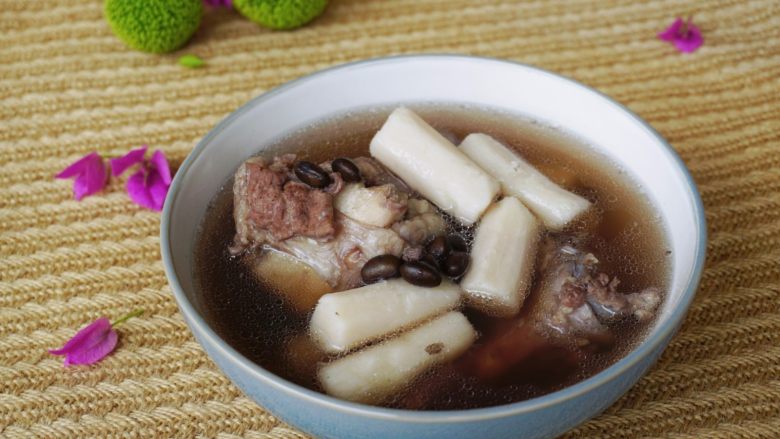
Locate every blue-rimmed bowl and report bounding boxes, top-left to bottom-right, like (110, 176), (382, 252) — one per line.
(161, 55), (706, 439)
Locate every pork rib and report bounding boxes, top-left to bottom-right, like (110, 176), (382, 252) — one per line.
(232, 155), (340, 252)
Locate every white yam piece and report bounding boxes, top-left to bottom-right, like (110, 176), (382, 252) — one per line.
(369, 108), (500, 225)
(334, 183), (408, 228)
(318, 311), (476, 404)
(310, 278), (461, 354)
(461, 197), (539, 317)
(460, 133), (590, 230)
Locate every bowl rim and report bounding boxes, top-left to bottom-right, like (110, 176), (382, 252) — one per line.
(161, 54), (707, 423)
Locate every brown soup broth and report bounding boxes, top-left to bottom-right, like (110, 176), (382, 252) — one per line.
(194, 104), (670, 410)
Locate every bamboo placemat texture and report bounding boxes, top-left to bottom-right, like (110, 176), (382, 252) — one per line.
(2, 0), (779, 437)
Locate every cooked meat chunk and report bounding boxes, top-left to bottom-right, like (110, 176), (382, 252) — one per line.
(232, 155), (339, 252)
(626, 287), (663, 321)
(234, 154), (413, 290)
(407, 198), (435, 216)
(534, 243), (661, 343)
(334, 183), (408, 227)
(232, 153), (447, 297)
(459, 237), (662, 382)
(352, 156), (411, 192)
(536, 246), (610, 340)
(392, 199), (446, 245)
(273, 213), (406, 290)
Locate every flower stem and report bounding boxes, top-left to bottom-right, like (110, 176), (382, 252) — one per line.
(112, 309), (144, 327)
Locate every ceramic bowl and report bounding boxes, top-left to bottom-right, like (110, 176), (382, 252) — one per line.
(161, 55), (706, 439)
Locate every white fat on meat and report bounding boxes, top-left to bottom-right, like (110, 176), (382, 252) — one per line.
(334, 183), (408, 228)
(276, 214), (406, 290)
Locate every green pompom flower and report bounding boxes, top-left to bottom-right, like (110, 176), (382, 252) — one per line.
(234, 0), (328, 30)
(105, 0), (203, 53)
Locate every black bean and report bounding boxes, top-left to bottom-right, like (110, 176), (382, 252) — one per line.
(332, 158), (362, 183)
(294, 160), (332, 188)
(400, 261), (442, 287)
(442, 251), (470, 278)
(361, 254), (402, 284)
(426, 235), (450, 262)
(447, 234), (468, 252)
(419, 253), (440, 270)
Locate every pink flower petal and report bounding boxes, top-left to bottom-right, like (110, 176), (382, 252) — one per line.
(72, 174), (92, 201)
(657, 18), (684, 42)
(658, 17), (703, 53)
(149, 149), (172, 185)
(147, 172), (170, 211)
(56, 152), (107, 200)
(73, 156), (107, 200)
(673, 24), (703, 53)
(49, 317), (111, 355)
(56, 152), (101, 179)
(126, 168), (157, 210)
(63, 328), (118, 366)
(122, 150), (172, 211)
(110, 145), (148, 177)
(49, 311), (142, 367)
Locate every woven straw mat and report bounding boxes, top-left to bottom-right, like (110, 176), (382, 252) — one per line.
(2, 0), (779, 438)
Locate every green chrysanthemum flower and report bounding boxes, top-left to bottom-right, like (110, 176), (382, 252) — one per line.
(234, 0), (328, 30)
(105, 0), (203, 53)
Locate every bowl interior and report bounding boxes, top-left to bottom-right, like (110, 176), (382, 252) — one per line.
(163, 55), (705, 408)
